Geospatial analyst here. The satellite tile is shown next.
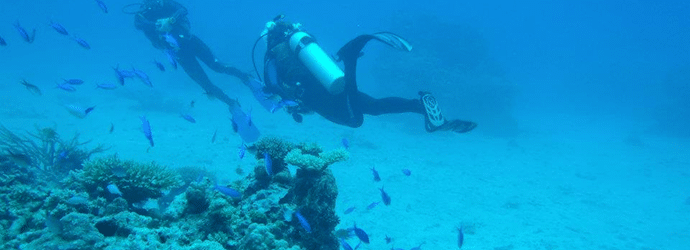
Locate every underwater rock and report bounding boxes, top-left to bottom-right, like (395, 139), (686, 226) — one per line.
(60, 212), (104, 243)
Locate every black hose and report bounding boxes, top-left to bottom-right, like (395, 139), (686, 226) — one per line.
(251, 33), (268, 82)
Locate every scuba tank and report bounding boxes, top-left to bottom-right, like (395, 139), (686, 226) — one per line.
(288, 32), (346, 95)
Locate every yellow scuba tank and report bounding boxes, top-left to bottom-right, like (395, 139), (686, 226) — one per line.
(288, 32), (346, 95)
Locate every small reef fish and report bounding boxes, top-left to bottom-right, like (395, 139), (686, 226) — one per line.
(111, 165), (126, 177)
(180, 114), (196, 123)
(402, 169), (411, 176)
(49, 21), (69, 35)
(410, 242), (426, 250)
(56, 83), (77, 92)
(20, 79), (42, 96)
(264, 152), (272, 176)
(4, 150), (32, 167)
(65, 104), (95, 119)
(66, 195), (88, 205)
(352, 223), (370, 244)
(109, 123), (115, 134)
(371, 166), (381, 182)
(238, 144), (246, 159)
(341, 138), (349, 149)
(456, 226), (464, 249)
(343, 206), (356, 214)
(154, 60), (165, 71)
(164, 49), (178, 69)
(113, 65), (134, 85)
(365, 201), (379, 210)
(95, 0), (108, 13)
(14, 22), (35, 43)
(379, 186), (391, 206)
(106, 184), (122, 196)
(96, 83), (118, 90)
(0, 36), (6, 46)
(214, 185), (241, 199)
(72, 36), (90, 49)
(140, 116), (154, 147)
(211, 129), (217, 143)
(63, 78), (84, 85)
(132, 68), (153, 87)
(339, 239), (353, 250)
(293, 210), (311, 233)
(162, 33), (179, 49)
(385, 235), (392, 243)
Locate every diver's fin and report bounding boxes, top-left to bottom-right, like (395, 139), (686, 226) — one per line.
(245, 78), (281, 113)
(229, 106), (261, 143)
(336, 32), (413, 90)
(419, 91), (477, 134)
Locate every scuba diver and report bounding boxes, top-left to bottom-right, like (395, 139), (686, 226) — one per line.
(128, 0), (259, 142)
(251, 15), (477, 133)
(131, 0), (252, 108)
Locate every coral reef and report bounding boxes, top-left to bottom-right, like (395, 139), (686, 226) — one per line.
(68, 154), (184, 203)
(0, 136), (343, 250)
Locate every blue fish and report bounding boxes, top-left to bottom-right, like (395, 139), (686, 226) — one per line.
(456, 226), (464, 249)
(214, 185), (241, 199)
(56, 83), (76, 92)
(379, 186), (391, 206)
(58, 150), (69, 160)
(164, 49), (178, 69)
(402, 169), (411, 176)
(106, 183), (122, 196)
(113, 65), (134, 85)
(66, 195), (88, 205)
(95, 83), (117, 90)
(339, 239), (353, 250)
(0, 36), (6, 46)
(132, 68), (153, 87)
(162, 33), (179, 49)
(63, 78), (84, 85)
(180, 114), (196, 123)
(153, 60), (165, 71)
(365, 201), (379, 210)
(140, 116), (154, 147)
(49, 21), (68, 35)
(410, 242), (426, 250)
(343, 206), (356, 214)
(238, 144), (246, 159)
(264, 152), (272, 176)
(95, 0), (108, 13)
(352, 223), (370, 244)
(371, 166), (381, 182)
(341, 138), (349, 149)
(14, 22), (35, 43)
(72, 36), (90, 49)
(293, 211), (311, 233)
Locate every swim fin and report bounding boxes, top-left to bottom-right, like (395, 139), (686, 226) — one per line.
(336, 32), (413, 90)
(230, 106), (260, 143)
(420, 91), (477, 134)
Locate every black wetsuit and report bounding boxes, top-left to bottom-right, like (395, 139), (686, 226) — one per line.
(134, 1), (250, 108)
(264, 23), (425, 128)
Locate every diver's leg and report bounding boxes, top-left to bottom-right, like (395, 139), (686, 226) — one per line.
(177, 49), (239, 108)
(187, 35), (251, 82)
(355, 91), (425, 115)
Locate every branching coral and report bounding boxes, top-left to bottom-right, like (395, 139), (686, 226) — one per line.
(285, 148), (349, 171)
(0, 125), (107, 176)
(73, 155), (183, 203)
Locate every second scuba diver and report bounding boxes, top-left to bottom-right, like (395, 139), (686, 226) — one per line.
(131, 0), (259, 142)
(252, 15), (477, 134)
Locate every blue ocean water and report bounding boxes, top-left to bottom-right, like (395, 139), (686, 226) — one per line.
(0, 0), (688, 249)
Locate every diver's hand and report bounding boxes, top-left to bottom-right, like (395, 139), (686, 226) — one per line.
(155, 17), (174, 32)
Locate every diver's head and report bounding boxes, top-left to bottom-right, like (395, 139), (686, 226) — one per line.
(262, 15), (302, 47)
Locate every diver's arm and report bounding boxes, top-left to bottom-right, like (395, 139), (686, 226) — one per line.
(135, 14), (167, 49)
(167, 1), (188, 24)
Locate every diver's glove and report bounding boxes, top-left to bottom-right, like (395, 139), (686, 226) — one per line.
(155, 17), (175, 32)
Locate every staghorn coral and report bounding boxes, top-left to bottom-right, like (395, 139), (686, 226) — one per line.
(0, 124), (108, 176)
(71, 155), (183, 203)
